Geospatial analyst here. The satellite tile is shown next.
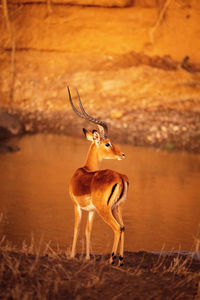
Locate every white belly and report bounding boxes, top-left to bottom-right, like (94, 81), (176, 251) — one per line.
(81, 202), (96, 212)
(80, 196), (96, 212)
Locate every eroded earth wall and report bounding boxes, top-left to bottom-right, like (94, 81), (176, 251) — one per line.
(0, 0), (200, 151)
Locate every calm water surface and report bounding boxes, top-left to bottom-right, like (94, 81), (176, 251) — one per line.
(0, 134), (200, 253)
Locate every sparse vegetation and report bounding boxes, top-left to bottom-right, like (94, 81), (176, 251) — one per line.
(0, 237), (199, 299)
(1, 2), (200, 152)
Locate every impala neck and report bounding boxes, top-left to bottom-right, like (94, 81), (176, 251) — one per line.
(84, 143), (100, 171)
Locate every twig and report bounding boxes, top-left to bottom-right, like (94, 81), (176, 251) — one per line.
(10, 37), (16, 102)
(149, 0), (172, 45)
(47, 0), (52, 15)
(2, 0), (16, 102)
(2, 0), (11, 32)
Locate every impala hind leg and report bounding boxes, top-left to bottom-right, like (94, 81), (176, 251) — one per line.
(97, 209), (122, 265)
(110, 219), (124, 265)
(85, 211), (95, 260)
(113, 205), (125, 266)
(71, 204), (82, 258)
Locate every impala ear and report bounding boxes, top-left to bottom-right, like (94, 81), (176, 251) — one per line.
(82, 128), (88, 138)
(92, 130), (100, 145)
(83, 128), (95, 142)
(82, 128), (100, 145)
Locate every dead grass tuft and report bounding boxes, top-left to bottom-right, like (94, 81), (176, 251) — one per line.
(0, 237), (199, 299)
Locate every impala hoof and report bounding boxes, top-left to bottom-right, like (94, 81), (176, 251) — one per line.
(118, 256), (124, 266)
(120, 226), (125, 232)
(110, 252), (117, 264)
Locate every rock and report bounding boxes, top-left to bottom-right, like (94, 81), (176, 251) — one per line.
(0, 111), (24, 140)
(0, 144), (20, 153)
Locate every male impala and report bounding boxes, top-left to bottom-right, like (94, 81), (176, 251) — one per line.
(67, 87), (129, 266)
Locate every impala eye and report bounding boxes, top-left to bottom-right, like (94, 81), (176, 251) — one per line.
(105, 143), (111, 147)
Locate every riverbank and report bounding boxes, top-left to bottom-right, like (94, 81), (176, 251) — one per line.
(2, 103), (200, 153)
(0, 244), (200, 299)
(16, 104), (200, 153)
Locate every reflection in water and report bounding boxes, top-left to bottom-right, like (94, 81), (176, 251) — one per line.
(0, 134), (199, 253)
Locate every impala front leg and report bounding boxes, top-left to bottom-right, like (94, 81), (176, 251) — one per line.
(71, 204), (82, 258)
(85, 210), (95, 260)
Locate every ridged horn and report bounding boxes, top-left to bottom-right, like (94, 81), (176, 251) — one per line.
(67, 86), (108, 138)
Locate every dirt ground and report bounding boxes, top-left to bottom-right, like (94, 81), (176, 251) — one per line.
(0, 246), (200, 300)
(0, 3), (200, 152)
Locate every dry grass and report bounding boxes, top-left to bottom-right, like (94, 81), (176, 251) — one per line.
(0, 236), (199, 300)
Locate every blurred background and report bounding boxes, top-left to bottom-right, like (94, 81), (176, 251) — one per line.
(0, 0), (200, 150)
(0, 0), (200, 254)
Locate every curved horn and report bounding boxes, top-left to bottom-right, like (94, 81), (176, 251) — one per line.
(76, 88), (108, 138)
(67, 86), (108, 138)
(67, 86), (84, 119)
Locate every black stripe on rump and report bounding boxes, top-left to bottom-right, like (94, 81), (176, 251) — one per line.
(107, 183), (117, 205)
(118, 179), (125, 202)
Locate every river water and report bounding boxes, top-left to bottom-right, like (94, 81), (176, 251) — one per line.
(0, 134), (199, 254)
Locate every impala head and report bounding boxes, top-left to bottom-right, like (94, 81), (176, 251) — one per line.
(67, 87), (125, 161)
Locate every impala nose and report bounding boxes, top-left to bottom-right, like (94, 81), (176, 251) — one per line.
(117, 152), (125, 160)
(118, 153), (125, 160)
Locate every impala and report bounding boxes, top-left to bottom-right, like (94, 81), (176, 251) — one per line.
(67, 87), (129, 266)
